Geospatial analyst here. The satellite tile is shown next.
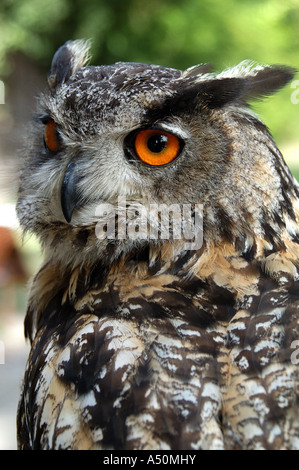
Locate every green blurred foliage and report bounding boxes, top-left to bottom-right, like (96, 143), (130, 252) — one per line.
(0, 0), (298, 143)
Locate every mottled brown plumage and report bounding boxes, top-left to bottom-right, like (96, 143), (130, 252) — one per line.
(17, 40), (299, 450)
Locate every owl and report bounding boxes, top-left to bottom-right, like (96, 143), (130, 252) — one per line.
(16, 39), (299, 450)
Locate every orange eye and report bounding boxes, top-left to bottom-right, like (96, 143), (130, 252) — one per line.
(134, 130), (181, 166)
(44, 120), (60, 153)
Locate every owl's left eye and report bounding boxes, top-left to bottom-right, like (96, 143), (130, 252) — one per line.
(43, 119), (61, 153)
(126, 129), (183, 166)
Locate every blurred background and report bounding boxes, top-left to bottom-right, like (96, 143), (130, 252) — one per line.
(0, 0), (298, 450)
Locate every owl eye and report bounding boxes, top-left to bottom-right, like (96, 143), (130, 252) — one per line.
(133, 130), (182, 166)
(43, 119), (61, 153)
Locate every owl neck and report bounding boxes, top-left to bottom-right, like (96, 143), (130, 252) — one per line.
(25, 215), (299, 344)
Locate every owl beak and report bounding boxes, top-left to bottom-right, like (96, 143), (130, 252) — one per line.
(61, 160), (82, 223)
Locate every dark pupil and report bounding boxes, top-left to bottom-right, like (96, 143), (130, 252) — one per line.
(147, 134), (167, 153)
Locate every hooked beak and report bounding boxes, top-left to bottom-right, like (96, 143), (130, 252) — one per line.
(61, 160), (82, 223)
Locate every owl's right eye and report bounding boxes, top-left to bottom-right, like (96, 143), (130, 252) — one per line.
(43, 119), (61, 153)
(125, 129), (184, 166)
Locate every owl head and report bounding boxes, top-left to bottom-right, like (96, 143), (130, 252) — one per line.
(16, 39), (297, 268)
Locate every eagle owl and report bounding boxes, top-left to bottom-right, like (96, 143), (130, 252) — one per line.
(17, 39), (299, 450)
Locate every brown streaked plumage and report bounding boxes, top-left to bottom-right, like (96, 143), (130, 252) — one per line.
(17, 40), (299, 450)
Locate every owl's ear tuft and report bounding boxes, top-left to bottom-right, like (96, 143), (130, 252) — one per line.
(48, 39), (92, 90)
(195, 63), (296, 109)
(240, 64), (297, 102)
